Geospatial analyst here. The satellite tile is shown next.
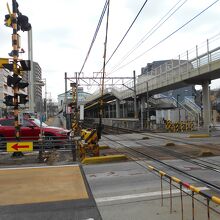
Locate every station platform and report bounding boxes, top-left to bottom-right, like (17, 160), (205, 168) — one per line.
(0, 164), (102, 220)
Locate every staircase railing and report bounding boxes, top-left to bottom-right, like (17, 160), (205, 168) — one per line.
(181, 97), (201, 115)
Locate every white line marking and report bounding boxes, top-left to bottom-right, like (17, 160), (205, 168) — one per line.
(0, 164), (79, 171)
(95, 187), (209, 203)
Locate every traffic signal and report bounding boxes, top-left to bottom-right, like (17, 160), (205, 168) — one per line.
(4, 95), (14, 106)
(17, 14), (31, 32)
(18, 94), (28, 104)
(20, 60), (31, 71)
(18, 82), (29, 89)
(2, 63), (13, 71)
(7, 75), (29, 89)
(4, 14), (12, 27)
(3, 94), (28, 106)
(3, 60), (31, 72)
(3, 60), (29, 107)
(7, 75), (21, 87)
(5, 1), (31, 31)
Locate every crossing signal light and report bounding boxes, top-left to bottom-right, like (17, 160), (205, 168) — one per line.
(4, 13), (31, 32)
(2, 63), (13, 72)
(20, 60), (31, 71)
(7, 75), (29, 89)
(18, 82), (29, 89)
(4, 95), (14, 106)
(18, 94), (28, 104)
(4, 14), (12, 27)
(17, 14), (31, 32)
(3, 93), (28, 106)
(7, 75), (21, 87)
(2, 60), (31, 73)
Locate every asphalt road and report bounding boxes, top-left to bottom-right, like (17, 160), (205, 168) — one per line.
(83, 159), (220, 220)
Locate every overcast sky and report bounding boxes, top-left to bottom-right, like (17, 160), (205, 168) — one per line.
(1, 0), (220, 101)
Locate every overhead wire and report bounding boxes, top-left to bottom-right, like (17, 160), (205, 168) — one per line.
(98, 0), (110, 137)
(97, 0), (149, 75)
(111, 0), (220, 74)
(78, 0), (109, 77)
(109, 0), (188, 74)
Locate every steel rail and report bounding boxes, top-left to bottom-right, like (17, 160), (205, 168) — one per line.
(103, 134), (220, 193)
(138, 132), (220, 168)
(136, 140), (220, 174)
(102, 124), (220, 168)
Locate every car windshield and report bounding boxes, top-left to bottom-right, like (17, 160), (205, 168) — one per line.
(30, 118), (48, 127)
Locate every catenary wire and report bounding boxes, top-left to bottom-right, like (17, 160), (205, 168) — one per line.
(78, 0), (109, 77)
(109, 0), (188, 74)
(111, 0), (220, 74)
(97, 0), (149, 75)
(99, 0), (110, 126)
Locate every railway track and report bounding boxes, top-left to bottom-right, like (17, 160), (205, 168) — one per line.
(81, 121), (220, 193)
(101, 132), (220, 194)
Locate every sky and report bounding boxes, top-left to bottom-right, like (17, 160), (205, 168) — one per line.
(1, 0), (220, 101)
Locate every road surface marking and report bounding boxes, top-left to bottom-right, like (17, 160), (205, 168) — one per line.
(0, 164), (79, 171)
(96, 187), (208, 203)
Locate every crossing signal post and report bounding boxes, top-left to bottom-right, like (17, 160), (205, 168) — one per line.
(3, 0), (31, 156)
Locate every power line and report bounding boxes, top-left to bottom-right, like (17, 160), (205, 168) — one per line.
(99, 0), (149, 73)
(109, 0), (188, 74)
(78, 0), (109, 77)
(99, 0), (110, 129)
(112, 0), (220, 74)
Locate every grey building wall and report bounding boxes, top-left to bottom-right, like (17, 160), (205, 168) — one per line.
(33, 62), (43, 113)
(24, 61), (42, 113)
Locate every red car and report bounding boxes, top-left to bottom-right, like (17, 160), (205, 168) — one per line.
(0, 118), (70, 141)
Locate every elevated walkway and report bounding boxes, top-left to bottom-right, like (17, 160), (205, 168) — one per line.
(84, 36), (220, 104)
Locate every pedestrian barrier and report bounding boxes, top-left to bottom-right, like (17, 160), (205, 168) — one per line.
(147, 164), (220, 219)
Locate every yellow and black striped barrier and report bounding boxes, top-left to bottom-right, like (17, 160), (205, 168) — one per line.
(147, 163), (220, 219)
(80, 129), (99, 160)
(165, 120), (194, 132)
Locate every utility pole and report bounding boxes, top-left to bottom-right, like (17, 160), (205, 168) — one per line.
(133, 70), (137, 119)
(28, 28), (34, 112)
(146, 81), (150, 129)
(177, 94), (180, 122)
(64, 72), (67, 108)
(64, 72), (70, 129)
(43, 78), (47, 120)
(98, 0), (110, 139)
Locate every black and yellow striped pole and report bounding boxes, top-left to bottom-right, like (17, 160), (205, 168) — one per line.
(11, 0), (20, 141)
(4, 1), (31, 158)
(71, 82), (78, 135)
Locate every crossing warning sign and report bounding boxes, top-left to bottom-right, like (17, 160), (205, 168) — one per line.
(7, 142), (33, 152)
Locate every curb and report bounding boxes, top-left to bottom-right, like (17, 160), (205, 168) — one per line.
(189, 134), (210, 138)
(81, 154), (127, 164)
